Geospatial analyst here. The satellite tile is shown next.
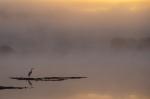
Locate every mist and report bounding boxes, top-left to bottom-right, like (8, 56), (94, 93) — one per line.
(0, 1), (150, 99)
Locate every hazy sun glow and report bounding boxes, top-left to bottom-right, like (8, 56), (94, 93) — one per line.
(9, 0), (144, 14)
(30, 0), (150, 12)
(30, 0), (150, 3)
(6, 0), (149, 4)
(68, 93), (150, 99)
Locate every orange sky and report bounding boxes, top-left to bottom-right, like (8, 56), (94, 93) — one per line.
(27, 0), (150, 4)
(3, 0), (147, 13)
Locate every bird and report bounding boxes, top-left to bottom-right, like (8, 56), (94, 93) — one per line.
(28, 68), (34, 77)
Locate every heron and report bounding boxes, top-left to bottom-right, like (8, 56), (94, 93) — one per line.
(27, 68), (34, 88)
(28, 68), (34, 77)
